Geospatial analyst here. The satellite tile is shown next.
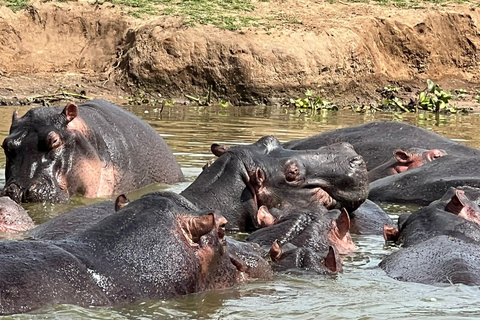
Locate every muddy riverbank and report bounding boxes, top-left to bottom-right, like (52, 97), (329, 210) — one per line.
(1, 0), (480, 107)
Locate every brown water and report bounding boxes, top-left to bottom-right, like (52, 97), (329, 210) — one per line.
(1, 105), (480, 319)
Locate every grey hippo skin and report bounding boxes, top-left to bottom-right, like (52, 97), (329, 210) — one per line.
(283, 121), (479, 170)
(379, 235), (480, 286)
(0, 192), (272, 315)
(385, 187), (480, 247)
(2, 99), (183, 203)
(369, 155), (480, 205)
(182, 136), (369, 231)
(349, 199), (394, 235)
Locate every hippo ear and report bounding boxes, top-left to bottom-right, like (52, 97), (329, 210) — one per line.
(445, 189), (465, 216)
(62, 102), (78, 123)
(11, 110), (18, 124)
(211, 144), (229, 157)
(269, 240), (283, 262)
(254, 168), (266, 187)
(181, 213), (216, 243)
(114, 194), (130, 212)
(394, 149), (413, 163)
(324, 246), (342, 273)
(383, 224), (399, 242)
(445, 189), (480, 223)
(336, 208), (350, 239)
(257, 205), (276, 228)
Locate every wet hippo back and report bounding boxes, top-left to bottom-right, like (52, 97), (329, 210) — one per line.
(284, 121), (479, 170)
(380, 235), (480, 286)
(369, 155), (480, 205)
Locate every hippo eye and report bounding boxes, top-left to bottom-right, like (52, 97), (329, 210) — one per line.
(1, 139), (14, 156)
(47, 131), (63, 150)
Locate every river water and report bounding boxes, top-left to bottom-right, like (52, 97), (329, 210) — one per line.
(1, 104), (480, 319)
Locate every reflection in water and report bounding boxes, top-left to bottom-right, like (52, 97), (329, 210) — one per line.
(1, 104), (480, 318)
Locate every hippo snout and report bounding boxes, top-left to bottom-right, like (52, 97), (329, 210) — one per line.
(2, 183), (24, 204)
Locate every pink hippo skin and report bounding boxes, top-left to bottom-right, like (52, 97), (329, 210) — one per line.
(368, 148), (445, 182)
(0, 196), (34, 233)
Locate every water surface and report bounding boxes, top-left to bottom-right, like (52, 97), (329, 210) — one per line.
(1, 104), (480, 319)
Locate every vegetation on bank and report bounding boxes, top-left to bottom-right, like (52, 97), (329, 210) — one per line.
(0, 0), (476, 29)
(290, 79), (474, 116)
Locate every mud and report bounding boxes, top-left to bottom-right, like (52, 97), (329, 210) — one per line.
(0, 0), (479, 106)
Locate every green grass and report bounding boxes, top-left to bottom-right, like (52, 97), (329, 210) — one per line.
(1, 0), (30, 11)
(111, 0), (260, 30)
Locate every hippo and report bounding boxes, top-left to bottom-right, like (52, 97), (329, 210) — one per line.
(369, 155), (480, 205)
(269, 242), (342, 274)
(193, 136), (369, 231)
(379, 235), (480, 286)
(226, 237), (274, 280)
(349, 199), (394, 235)
(0, 192), (271, 315)
(2, 99), (183, 203)
(384, 187), (480, 247)
(0, 196), (34, 233)
(246, 206), (356, 255)
(284, 121), (478, 170)
(368, 147), (445, 182)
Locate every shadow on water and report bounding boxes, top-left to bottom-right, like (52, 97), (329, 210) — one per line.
(1, 104), (480, 318)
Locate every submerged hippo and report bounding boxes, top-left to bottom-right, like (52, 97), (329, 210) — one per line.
(269, 243), (342, 274)
(380, 235), (480, 286)
(0, 192), (272, 315)
(369, 155), (480, 205)
(284, 121), (478, 170)
(2, 99), (183, 203)
(368, 147), (445, 182)
(384, 187), (480, 247)
(196, 136), (369, 231)
(247, 206), (356, 255)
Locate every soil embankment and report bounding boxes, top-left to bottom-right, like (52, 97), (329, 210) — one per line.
(0, 0), (479, 106)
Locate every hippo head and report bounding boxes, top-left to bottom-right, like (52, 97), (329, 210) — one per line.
(2, 103), (86, 203)
(184, 136), (368, 231)
(270, 243), (343, 274)
(248, 206), (356, 255)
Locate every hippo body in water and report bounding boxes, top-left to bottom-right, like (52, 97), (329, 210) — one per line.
(2, 99), (183, 203)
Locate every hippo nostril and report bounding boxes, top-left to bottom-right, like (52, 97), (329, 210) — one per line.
(3, 183), (24, 203)
(349, 156), (365, 168)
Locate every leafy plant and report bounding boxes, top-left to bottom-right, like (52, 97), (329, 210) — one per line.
(417, 79), (453, 113)
(290, 90), (338, 111)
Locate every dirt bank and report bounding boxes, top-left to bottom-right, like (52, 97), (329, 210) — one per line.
(0, 0), (479, 106)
